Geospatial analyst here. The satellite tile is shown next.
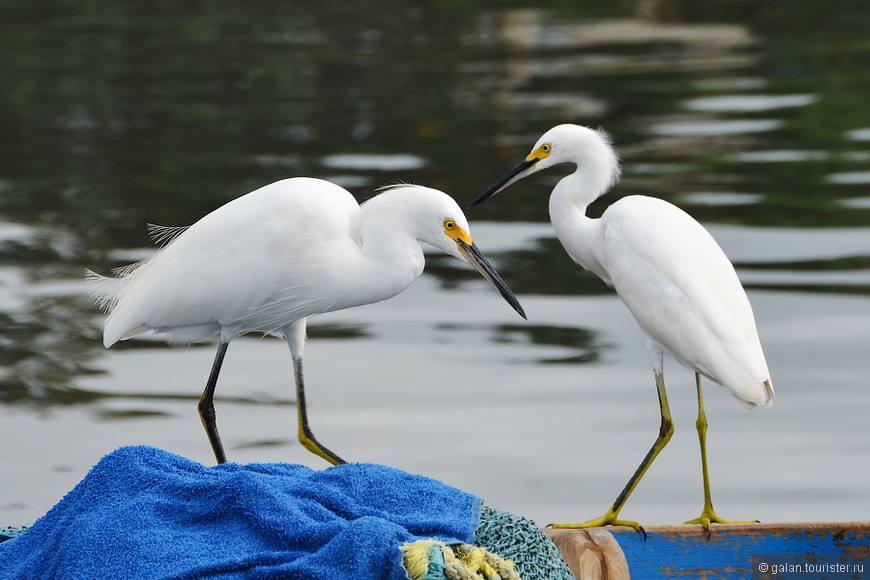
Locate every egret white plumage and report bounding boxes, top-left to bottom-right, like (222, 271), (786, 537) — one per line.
(88, 177), (526, 466)
(471, 124), (773, 534)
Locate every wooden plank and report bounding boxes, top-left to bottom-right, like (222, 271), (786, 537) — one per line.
(545, 522), (870, 579)
(546, 528), (630, 580)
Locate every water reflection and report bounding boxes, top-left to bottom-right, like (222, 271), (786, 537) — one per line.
(0, 1), (867, 396)
(0, 295), (103, 407)
(684, 94), (818, 113)
(0, 0), (867, 403)
(0, 1), (869, 525)
(439, 323), (613, 365)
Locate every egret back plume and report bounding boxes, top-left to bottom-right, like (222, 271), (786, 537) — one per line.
(147, 224), (191, 247)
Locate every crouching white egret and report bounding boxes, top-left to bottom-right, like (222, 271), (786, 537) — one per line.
(471, 124), (773, 534)
(88, 178), (526, 466)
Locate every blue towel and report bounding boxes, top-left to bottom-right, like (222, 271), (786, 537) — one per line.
(0, 446), (482, 579)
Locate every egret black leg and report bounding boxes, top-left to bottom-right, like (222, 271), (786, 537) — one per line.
(294, 358), (346, 465)
(198, 342), (229, 464)
(551, 370), (674, 537)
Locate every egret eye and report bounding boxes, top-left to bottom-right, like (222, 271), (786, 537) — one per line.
(444, 219), (456, 230)
(542, 143), (552, 153)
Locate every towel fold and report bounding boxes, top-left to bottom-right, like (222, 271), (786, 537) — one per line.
(0, 446), (482, 579)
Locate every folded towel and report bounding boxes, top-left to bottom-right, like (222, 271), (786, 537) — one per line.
(0, 446), (482, 579)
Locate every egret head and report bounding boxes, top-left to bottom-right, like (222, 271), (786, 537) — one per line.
(376, 185), (526, 320)
(470, 124), (621, 207)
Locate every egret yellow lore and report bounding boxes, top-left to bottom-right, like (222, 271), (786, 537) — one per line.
(88, 177), (526, 466)
(471, 124), (773, 534)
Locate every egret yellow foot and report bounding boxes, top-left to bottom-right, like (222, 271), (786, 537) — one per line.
(551, 511), (646, 538)
(684, 375), (759, 537)
(684, 507), (758, 536)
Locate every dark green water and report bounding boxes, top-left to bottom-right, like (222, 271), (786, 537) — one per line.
(1, 0), (868, 406)
(1, 1), (869, 525)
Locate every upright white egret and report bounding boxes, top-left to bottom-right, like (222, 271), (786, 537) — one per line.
(88, 178), (526, 466)
(471, 124), (773, 534)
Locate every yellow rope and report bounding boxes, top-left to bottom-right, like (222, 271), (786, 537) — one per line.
(401, 540), (520, 580)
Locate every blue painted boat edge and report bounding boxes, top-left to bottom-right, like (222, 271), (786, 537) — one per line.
(610, 522), (870, 578)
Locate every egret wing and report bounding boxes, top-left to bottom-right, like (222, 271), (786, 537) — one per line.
(602, 196), (771, 404)
(97, 178), (362, 345)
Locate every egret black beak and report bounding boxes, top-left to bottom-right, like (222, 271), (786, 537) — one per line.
(456, 239), (526, 320)
(469, 157), (538, 208)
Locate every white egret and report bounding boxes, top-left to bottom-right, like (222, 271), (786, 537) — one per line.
(88, 177), (526, 466)
(471, 124), (773, 534)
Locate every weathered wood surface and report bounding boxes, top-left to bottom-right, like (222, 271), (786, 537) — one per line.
(545, 522), (870, 579)
(545, 528), (630, 580)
